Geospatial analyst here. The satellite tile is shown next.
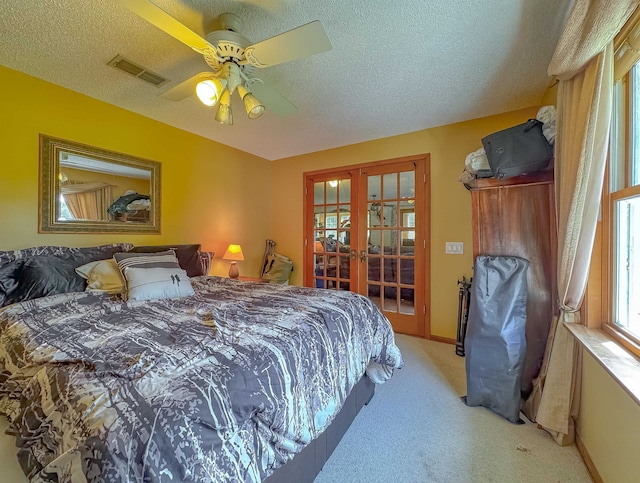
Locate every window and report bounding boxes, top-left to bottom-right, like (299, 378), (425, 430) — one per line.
(608, 21), (640, 355)
(58, 195), (74, 220)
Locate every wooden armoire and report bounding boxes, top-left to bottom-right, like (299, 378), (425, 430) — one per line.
(466, 170), (557, 404)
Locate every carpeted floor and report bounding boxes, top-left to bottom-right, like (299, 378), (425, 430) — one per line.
(0, 334), (592, 482)
(315, 334), (592, 483)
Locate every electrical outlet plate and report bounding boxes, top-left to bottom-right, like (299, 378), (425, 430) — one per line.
(446, 242), (464, 254)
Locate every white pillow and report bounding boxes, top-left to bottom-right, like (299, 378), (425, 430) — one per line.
(75, 259), (125, 294)
(124, 267), (194, 301)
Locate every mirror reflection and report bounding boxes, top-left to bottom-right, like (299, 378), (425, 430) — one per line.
(40, 135), (161, 233)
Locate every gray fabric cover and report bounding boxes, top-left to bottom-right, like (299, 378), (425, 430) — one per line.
(464, 255), (529, 423)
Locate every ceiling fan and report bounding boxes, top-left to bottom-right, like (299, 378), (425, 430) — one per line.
(118, 0), (332, 124)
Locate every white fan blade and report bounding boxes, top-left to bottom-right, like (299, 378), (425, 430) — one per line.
(160, 72), (214, 101)
(249, 83), (297, 117)
(118, 0), (210, 52)
(244, 21), (331, 68)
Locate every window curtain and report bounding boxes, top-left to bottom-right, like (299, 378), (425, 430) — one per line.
(524, 0), (638, 446)
(62, 181), (113, 221)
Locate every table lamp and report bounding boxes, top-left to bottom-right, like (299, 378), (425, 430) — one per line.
(223, 244), (244, 279)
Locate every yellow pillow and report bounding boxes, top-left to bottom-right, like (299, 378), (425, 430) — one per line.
(75, 259), (125, 294)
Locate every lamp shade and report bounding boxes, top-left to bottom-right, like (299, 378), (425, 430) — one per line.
(215, 90), (233, 125)
(238, 85), (265, 119)
(223, 244), (244, 261)
(196, 78), (227, 107)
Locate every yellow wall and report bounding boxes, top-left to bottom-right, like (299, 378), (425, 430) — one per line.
(0, 66), (271, 277)
(578, 352), (640, 483)
(270, 106), (539, 339)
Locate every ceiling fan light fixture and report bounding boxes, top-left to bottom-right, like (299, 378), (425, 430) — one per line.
(238, 85), (265, 119)
(215, 90), (233, 125)
(196, 78), (227, 107)
(244, 95), (265, 119)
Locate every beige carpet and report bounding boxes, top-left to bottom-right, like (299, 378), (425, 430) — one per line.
(0, 335), (592, 482)
(315, 334), (592, 483)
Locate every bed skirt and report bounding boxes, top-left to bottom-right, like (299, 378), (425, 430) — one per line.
(265, 374), (375, 482)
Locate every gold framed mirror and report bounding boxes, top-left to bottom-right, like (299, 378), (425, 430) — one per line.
(39, 135), (161, 233)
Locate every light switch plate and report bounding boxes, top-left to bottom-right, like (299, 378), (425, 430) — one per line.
(445, 242), (464, 254)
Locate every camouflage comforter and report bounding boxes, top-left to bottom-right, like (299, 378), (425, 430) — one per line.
(0, 276), (402, 482)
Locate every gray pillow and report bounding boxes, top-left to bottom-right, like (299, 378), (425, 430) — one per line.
(6, 256), (87, 305)
(0, 261), (23, 307)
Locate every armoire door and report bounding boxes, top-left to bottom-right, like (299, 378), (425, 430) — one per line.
(304, 156), (429, 337)
(468, 171), (557, 403)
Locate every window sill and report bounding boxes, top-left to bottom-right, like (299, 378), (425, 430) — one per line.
(565, 323), (640, 406)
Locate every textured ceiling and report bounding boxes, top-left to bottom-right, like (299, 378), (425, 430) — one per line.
(0, 0), (572, 161)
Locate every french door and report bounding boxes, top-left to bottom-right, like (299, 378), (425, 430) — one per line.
(304, 155), (429, 337)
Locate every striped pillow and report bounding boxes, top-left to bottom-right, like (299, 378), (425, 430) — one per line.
(114, 250), (180, 274)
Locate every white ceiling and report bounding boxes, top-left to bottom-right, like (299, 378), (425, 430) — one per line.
(0, 0), (572, 161)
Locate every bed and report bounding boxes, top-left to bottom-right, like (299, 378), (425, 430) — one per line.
(0, 244), (403, 482)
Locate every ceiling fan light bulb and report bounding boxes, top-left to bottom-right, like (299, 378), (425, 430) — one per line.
(216, 104), (233, 125)
(196, 79), (226, 107)
(243, 93), (265, 119)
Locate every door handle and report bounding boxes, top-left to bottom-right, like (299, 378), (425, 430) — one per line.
(350, 249), (357, 260)
(360, 250), (367, 262)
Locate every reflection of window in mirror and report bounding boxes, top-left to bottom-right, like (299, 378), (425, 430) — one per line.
(58, 195), (73, 220)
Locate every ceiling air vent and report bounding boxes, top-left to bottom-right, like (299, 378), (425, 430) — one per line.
(107, 55), (168, 87)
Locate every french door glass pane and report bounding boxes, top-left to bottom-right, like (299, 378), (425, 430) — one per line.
(384, 258), (397, 283)
(400, 171), (415, 199)
(327, 181), (338, 204)
(400, 258), (415, 285)
(314, 182), (324, 204)
(384, 230), (399, 255)
(369, 204), (382, 227)
(313, 206), (324, 229)
(368, 175), (381, 200)
(382, 202), (398, 227)
(401, 201), (415, 227)
(368, 230), (381, 251)
(368, 257), (381, 282)
(339, 179), (351, 203)
(383, 296), (398, 313)
(614, 195), (640, 337)
(400, 288), (415, 315)
(338, 255), (350, 279)
(383, 173), (397, 199)
(338, 230), (349, 246)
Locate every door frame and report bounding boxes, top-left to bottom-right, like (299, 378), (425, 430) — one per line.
(303, 154), (431, 338)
